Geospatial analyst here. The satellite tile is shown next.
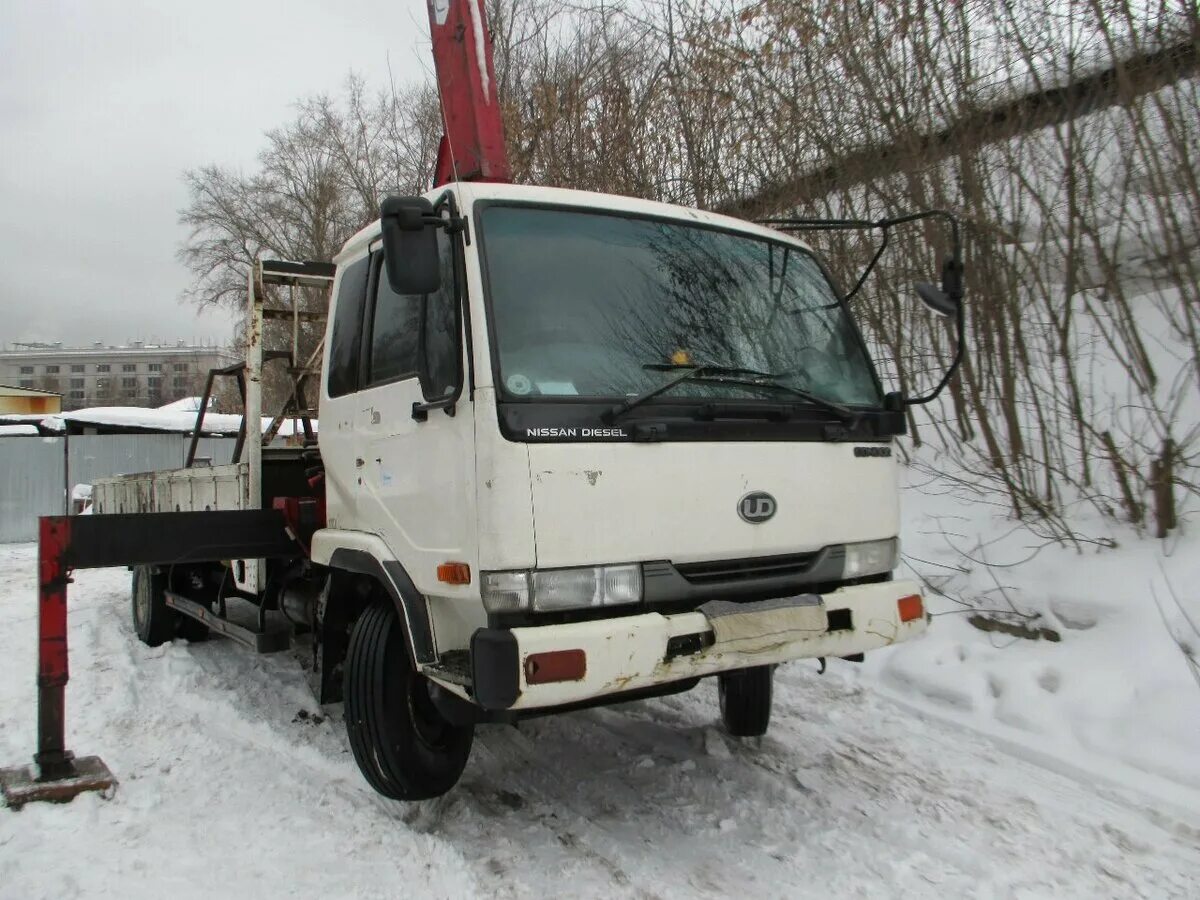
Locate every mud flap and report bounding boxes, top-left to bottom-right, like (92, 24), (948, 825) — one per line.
(698, 595), (826, 655)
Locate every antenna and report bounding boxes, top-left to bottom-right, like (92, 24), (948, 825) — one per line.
(437, 96), (463, 187)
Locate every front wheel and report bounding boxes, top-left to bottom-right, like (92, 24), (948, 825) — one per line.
(718, 665), (774, 737)
(344, 598), (473, 800)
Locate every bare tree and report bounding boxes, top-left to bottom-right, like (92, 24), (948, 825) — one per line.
(179, 75), (440, 311)
(178, 0), (1200, 538)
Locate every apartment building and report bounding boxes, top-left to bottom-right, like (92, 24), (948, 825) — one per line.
(0, 341), (239, 411)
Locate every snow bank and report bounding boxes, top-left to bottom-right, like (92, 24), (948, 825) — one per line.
(861, 459), (1200, 803)
(0, 424), (38, 436)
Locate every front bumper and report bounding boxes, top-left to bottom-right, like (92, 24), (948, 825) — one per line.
(466, 579), (926, 710)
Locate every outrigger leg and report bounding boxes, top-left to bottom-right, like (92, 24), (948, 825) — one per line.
(1, 518), (116, 810)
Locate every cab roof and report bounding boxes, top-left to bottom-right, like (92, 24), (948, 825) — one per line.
(334, 182), (814, 265)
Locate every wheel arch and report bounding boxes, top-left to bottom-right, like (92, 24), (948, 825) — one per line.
(315, 533), (437, 668)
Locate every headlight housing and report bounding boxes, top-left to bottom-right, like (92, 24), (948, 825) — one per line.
(842, 538), (899, 579)
(482, 564), (643, 613)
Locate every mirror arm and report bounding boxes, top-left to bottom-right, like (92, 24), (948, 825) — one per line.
(758, 208), (968, 408)
(380, 199), (465, 235)
(892, 212), (964, 407)
(844, 227), (890, 302)
(419, 212), (469, 231)
(442, 213), (468, 236)
(905, 301), (965, 407)
(412, 396), (457, 422)
(390, 212), (449, 230)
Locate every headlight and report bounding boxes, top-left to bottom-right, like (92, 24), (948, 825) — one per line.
(842, 538), (898, 579)
(482, 564), (643, 613)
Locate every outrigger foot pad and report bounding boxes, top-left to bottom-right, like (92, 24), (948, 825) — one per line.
(1, 755), (117, 811)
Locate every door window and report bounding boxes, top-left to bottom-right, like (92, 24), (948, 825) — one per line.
(368, 260), (422, 385)
(365, 225), (460, 398)
(326, 255), (370, 397)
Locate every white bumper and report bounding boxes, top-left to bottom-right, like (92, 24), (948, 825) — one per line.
(467, 579), (926, 711)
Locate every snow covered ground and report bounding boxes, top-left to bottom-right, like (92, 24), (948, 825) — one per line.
(877, 465), (1200, 809)
(2, 539), (1200, 898)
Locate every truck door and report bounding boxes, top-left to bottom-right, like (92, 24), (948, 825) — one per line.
(319, 253), (371, 529)
(352, 221), (476, 592)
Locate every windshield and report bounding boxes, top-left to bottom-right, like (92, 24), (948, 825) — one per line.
(481, 206), (881, 408)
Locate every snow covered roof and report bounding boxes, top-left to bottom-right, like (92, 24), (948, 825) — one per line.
(54, 405), (245, 435)
(0, 413), (62, 435)
(7, 398), (315, 437)
(0, 424), (39, 436)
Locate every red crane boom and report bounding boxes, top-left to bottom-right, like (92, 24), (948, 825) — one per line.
(426, 0), (511, 185)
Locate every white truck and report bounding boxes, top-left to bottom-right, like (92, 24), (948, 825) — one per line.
(87, 0), (966, 801)
(93, 179), (964, 800)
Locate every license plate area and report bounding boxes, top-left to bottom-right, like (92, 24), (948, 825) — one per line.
(698, 594), (827, 653)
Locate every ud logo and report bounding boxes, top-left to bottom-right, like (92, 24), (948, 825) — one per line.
(738, 491), (777, 524)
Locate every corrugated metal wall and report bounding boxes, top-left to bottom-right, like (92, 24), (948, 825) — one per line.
(0, 435), (237, 543)
(0, 437), (65, 543)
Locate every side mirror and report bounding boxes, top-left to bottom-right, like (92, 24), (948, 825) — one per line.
(380, 195), (441, 295)
(914, 281), (958, 317)
(914, 255), (964, 317)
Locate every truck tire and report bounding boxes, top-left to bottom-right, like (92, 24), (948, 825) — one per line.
(131, 566), (177, 647)
(718, 665), (773, 737)
(344, 598), (473, 800)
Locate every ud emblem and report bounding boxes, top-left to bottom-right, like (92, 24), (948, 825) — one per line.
(738, 491), (777, 524)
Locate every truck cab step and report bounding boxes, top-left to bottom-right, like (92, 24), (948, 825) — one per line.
(425, 650), (472, 687)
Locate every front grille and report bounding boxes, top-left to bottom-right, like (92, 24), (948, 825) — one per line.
(675, 551), (820, 585)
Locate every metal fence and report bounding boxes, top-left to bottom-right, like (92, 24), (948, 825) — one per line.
(0, 435), (236, 543)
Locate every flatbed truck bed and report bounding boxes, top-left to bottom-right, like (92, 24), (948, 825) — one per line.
(92, 448), (317, 516)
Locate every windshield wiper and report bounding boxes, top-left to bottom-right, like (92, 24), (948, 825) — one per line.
(642, 363), (780, 378)
(605, 363), (859, 423)
(604, 365), (724, 421)
(723, 377), (859, 424)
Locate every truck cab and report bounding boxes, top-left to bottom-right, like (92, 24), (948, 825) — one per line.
(311, 181), (933, 798)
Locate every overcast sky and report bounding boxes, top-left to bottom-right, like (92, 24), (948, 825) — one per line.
(0, 0), (431, 349)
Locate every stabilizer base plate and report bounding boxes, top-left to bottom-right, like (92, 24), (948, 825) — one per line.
(1, 755), (117, 811)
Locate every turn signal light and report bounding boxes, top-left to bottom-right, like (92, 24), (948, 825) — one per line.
(897, 594), (924, 622)
(524, 649), (587, 685)
(437, 562), (471, 585)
